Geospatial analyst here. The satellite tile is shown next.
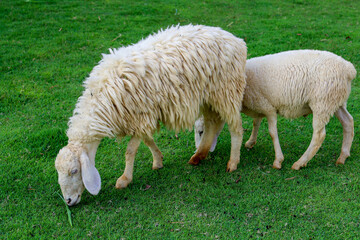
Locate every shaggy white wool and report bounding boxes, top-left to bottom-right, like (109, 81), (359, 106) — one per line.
(67, 24), (247, 142)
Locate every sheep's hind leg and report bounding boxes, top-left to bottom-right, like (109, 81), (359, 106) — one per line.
(189, 110), (223, 166)
(226, 115), (243, 172)
(143, 135), (164, 169)
(116, 136), (141, 189)
(245, 117), (262, 149)
(266, 114), (284, 169)
(335, 105), (354, 165)
(292, 113), (326, 170)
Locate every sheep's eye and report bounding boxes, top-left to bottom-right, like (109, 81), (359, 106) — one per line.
(199, 131), (204, 136)
(70, 169), (78, 175)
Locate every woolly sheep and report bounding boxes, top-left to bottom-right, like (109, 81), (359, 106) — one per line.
(55, 24), (247, 206)
(195, 50), (356, 170)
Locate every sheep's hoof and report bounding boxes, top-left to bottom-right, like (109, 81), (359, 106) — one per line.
(272, 161), (282, 170)
(115, 175), (132, 189)
(152, 163), (163, 170)
(291, 162), (302, 170)
(188, 155), (201, 165)
(245, 141), (256, 149)
(335, 155), (346, 165)
(226, 162), (237, 172)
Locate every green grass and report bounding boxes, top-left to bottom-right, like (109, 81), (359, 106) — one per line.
(1, 0), (359, 238)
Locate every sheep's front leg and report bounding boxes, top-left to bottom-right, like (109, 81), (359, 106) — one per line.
(292, 114), (326, 170)
(116, 136), (141, 189)
(334, 105), (354, 165)
(266, 114), (284, 169)
(245, 117), (262, 148)
(143, 135), (164, 170)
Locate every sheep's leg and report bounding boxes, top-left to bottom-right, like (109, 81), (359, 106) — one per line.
(292, 114), (326, 170)
(245, 117), (262, 149)
(116, 136), (141, 189)
(226, 117), (243, 172)
(335, 105), (354, 165)
(143, 135), (164, 169)
(266, 114), (284, 169)
(189, 111), (223, 166)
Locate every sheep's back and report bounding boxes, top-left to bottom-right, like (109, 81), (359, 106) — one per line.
(244, 50), (355, 119)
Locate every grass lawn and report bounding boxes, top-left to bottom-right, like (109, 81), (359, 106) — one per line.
(1, 0), (359, 238)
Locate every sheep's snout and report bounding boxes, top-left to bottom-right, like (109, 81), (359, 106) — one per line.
(66, 195), (81, 206)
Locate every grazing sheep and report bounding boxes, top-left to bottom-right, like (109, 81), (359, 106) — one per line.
(195, 50), (356, 170)
(55, 24), (247, 206)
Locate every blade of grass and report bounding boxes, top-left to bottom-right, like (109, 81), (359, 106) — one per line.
(56, 192), (73, 227)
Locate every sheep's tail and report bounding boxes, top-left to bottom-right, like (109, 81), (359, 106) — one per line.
(346, 61), (357, 82)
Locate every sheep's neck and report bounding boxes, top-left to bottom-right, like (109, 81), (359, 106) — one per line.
(67, 140), (100, 166)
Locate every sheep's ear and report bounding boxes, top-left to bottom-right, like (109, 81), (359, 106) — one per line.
(210, 135), (218, 152)
(210, 123), (223, 152)
(80, 152), (101, 195)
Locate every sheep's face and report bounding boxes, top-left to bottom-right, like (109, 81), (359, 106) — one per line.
(194, 117), (221, 152)
(55, 146), (84, 206)
(194, 118), (205, 150)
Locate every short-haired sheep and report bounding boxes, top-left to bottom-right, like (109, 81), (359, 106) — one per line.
(55, 24), (247, 206)
(195, 50), (356, 170)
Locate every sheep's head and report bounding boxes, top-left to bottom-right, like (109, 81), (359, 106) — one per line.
(55, 145), (101, 206)
(194, 117), (222, 152)
(194, 118), (205, 150)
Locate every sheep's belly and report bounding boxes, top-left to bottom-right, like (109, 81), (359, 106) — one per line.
(278, 104), (312, 119)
